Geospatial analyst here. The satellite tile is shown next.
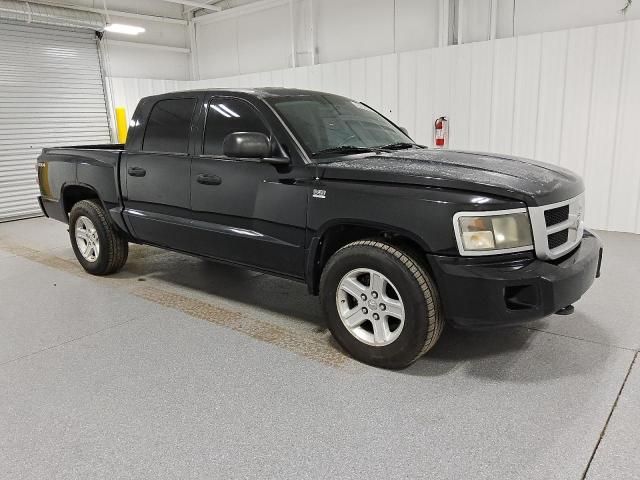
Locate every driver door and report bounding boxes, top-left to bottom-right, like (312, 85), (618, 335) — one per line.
(189, 96), (308, 278)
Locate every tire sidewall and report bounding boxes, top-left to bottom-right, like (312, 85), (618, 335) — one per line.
(320, 244), (434, 368)
(69, 201), (111, 275)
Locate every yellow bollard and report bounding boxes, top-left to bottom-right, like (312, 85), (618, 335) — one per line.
(115, 107), (128, 144)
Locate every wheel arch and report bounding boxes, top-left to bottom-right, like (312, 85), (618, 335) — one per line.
(61, 183), (102, 215)
(61, 183), (132, 239)
(305, 220), (431, 295)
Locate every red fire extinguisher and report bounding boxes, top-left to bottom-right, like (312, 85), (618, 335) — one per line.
(434, 116), (448, 148)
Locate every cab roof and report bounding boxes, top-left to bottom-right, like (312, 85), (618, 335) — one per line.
(141, 87), (344, 102)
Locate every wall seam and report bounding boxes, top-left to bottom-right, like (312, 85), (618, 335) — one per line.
(510, 36), (518, 153)
(605, 21), (629, 230)
(532, 34), (543, 160)
(466, 45), (473, 149)
(413, 54), (420, 142)
(556, 29), (570, 168)
(234, 17), (241, 75)
(581, 27), (598, 181)
(487, 38), (496, 151)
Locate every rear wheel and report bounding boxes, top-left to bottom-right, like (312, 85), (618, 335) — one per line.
(320, 239), (443, 369)
(69, 199), (128, 275)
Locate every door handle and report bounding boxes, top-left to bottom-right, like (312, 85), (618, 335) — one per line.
(196, 174), (222, 186)
(127, 166), (146, 177)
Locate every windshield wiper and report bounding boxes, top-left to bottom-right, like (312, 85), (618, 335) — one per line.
(311, 142), (425, 161)
(375, 142), (425, 150)
(311, 145), (378, 158)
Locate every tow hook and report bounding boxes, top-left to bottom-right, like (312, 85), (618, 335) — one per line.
(555, 305), (575, 315)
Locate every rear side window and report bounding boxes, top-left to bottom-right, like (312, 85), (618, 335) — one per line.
(203, 98), (269, 155)
(142, 98), (196, 154)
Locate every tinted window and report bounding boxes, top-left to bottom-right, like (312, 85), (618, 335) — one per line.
(203, 98), (269, 155)
(267, 94), (410, 158)
(142, 98), (196, 154)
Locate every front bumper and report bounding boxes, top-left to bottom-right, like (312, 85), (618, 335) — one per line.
(427, 230), (603, 329)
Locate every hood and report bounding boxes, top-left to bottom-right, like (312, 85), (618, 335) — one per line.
(319, 149), (584, 207)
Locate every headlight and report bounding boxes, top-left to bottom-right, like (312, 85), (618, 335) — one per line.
(453, 209), (533, 255)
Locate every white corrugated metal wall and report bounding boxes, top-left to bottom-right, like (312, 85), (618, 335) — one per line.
(0, 21), (111, 222)
(109, 19), (640, 234)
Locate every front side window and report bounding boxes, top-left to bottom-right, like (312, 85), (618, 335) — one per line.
(266, 94), (411, 160)
(142, 98), (196, 154)
(203, 98), (269, 155)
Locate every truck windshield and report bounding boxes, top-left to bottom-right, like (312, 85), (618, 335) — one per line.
(266, 94), (415, 160)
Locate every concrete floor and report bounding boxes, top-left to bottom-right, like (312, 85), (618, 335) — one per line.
(1, 217), (638, 480)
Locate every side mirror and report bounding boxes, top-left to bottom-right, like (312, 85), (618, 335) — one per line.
(223, 132), (290, 166)
(223, 132), (272, 159)
(399, 126), (409, 136)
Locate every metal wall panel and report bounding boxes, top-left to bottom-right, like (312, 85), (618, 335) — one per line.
(108, 19), (640, 233)
(512, 35), (542, 159)
(0, 20), (110, 222)
(397, 51), (418, 139)
(349, 59), (366, 101)
(609, 21), (640, 232)
(450, 44), (472, 149)
(489, 37), (517, 155)
(413, 50), (435, 147)
(534, 30), (569, 166)
(467, 41), (493, 152)
(583, 23), (626, 231)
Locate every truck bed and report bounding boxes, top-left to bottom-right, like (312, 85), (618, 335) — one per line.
(37, 144), (125, 226)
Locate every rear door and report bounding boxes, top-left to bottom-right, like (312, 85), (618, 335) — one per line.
(189, 95), (308, 278)
(122, 96), (197, 251)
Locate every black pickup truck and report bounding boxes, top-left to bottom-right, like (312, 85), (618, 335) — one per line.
(36, 88), (603, 368)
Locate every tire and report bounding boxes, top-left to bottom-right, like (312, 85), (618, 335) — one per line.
(320, 239), (443, 369)
(68, 199), (129, 275)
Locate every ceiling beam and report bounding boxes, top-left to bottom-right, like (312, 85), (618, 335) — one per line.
(155, 0), (222, 12)
(489, 0), (498, 40)
(106, 39), (190, 54)
(438, 0), (450, 47)
(27, 1), (187, 24)
(184, 0), (222, 14)
(194, 0), (288, 24)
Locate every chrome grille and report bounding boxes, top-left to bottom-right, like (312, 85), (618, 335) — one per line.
(528, 193), (585, 260)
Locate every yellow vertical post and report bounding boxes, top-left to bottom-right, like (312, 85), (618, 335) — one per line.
(115, 107), (128, 144)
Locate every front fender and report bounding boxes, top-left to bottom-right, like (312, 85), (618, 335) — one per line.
(304, 180), (527, 293)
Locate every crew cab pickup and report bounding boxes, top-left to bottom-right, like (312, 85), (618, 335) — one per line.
(37, 88), (603, 368)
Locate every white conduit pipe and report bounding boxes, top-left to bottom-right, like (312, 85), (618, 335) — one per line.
(0, 0), (105, 30)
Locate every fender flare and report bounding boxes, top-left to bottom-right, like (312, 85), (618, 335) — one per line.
(61, 183), (132, 238)
(305, 218), (431, 294)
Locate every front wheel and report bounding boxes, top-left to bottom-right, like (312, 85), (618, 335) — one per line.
(69, 199), (128, 275)
(320, 239), (443, 369)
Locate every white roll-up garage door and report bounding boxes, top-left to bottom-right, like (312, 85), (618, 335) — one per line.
(0, 20), (111, 222)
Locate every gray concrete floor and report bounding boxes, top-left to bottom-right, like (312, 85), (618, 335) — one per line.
(1, 217), (638, 480)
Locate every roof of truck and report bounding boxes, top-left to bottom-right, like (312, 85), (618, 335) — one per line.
(141, 87), (342, 101)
